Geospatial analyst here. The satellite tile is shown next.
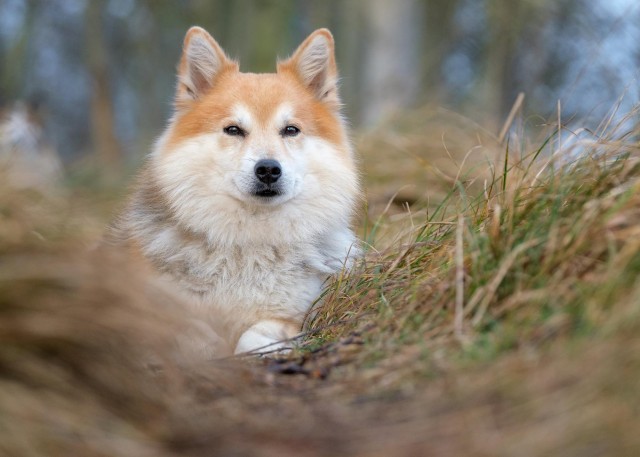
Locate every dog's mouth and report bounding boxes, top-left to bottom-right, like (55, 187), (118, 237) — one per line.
(253, 183), (282, 198)
(255, 189), (280, 197)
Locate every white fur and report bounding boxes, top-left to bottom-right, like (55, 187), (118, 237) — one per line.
(118, 100), (359, 356)
(231, 104), (253, 130)
(235, 320), (298, 355)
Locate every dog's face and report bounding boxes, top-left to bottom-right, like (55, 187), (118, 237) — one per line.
(165, 71), (347, 208)
(151, 27), (358, 242)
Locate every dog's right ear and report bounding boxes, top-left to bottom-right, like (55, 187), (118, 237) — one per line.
(175, 27), (236, 109)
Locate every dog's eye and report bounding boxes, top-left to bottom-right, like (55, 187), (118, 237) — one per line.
(281, 125), (300, 137)
(223, 125), (245, 137)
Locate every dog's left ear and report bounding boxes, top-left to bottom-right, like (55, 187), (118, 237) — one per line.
(279, 29), (339, 106)
(175, 26), (237, 110)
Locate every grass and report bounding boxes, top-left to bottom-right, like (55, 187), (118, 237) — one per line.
(1, 104), (640, 456)
(312, 106), (640, 349)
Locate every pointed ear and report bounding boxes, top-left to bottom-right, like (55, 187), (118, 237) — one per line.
(278, 29), (339, 106)
(175, 27), (236, 109)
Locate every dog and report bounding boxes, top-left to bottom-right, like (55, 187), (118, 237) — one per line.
(109, 26), (360, 357)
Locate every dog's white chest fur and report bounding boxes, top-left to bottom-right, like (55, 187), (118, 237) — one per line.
(147, 222), (350, 322)
(116, 178), (357, 355)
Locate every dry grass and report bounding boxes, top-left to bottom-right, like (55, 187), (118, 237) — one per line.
(1, 104), (640, 456)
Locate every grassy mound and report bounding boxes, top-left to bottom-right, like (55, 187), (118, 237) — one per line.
(312, 107), (640, 369)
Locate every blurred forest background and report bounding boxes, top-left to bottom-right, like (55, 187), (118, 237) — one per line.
(0, 0), (638, 166)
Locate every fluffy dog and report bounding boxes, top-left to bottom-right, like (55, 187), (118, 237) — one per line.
(111, 26), (359, 356)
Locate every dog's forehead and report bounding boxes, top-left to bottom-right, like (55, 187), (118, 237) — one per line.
(211, 72), (307, 123)
(231, 102), (293, 128)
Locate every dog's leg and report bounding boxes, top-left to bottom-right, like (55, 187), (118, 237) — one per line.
(234, 319), (300, 356)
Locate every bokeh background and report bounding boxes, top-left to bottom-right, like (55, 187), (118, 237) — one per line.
(0, 0), (638, 166)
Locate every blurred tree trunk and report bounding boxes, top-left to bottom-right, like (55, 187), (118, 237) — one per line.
(481, 0), (520, 126)
(334, 0), (366, 124)
(0, 3), (38, 106)
(85, 1), (122, 167)
(361, 0), (421, 126)
(251, 1), (296, 72)
(481, 0), (546, 126)
(422, 0), (459, 93)
(228, 0), (256, 68)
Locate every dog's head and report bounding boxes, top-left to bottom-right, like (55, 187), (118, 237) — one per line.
(151, 27), (358, 243)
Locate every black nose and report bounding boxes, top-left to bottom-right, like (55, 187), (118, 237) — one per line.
(254, 159), (282, 184)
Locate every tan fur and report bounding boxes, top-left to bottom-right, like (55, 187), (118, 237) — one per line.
(110, 27), (360, 356)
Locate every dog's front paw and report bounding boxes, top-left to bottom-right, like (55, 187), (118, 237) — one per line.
(234, 319), (299, 356)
